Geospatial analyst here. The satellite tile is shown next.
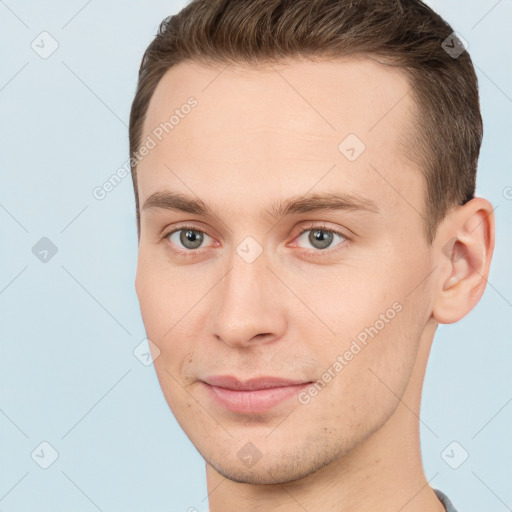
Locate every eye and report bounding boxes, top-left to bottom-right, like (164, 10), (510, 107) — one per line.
(294, 224), (348, 252)
(162, 223), (349, 259)
(164, 225), (213, 253)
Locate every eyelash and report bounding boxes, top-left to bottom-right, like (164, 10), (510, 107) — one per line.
(162, 223), (350, 259)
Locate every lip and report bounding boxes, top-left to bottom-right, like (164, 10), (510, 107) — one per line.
(201, 375), (312, 414)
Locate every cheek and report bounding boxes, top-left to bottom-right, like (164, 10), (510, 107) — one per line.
(292, 262), (402, 352)
(136, 255), (179, 336)
(136, 260), (192, 378)
(299, 299), (421, 443)
(299, 256), (427, 417)
(137, 265), (197, 418)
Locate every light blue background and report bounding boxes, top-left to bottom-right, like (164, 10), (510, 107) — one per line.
(0, 1), (510, 511)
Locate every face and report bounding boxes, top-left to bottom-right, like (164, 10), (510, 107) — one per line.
(135, 57), (436, 484)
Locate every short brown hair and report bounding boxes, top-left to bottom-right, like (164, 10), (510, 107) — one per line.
(129, 0), (482, 243)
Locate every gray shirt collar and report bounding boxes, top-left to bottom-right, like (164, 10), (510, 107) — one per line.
(434, 488), (458, 512)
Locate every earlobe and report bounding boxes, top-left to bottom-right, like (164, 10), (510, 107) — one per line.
(432, 198), (495, 324)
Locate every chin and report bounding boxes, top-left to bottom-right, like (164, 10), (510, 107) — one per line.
(205, 444), (339, 485)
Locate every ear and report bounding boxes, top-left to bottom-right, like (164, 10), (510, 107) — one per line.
(432, 197), (495, 324)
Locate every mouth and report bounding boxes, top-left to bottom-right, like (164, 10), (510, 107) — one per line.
(201, 375), (313, 414)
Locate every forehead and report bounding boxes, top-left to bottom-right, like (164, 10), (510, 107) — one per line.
(143, 56), (414, 144)
(137, 57), (422, 222)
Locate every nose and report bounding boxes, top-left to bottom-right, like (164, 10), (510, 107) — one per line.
(211, 246), (288, 349)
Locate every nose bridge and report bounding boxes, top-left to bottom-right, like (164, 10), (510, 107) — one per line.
(211, 239), (286, 347)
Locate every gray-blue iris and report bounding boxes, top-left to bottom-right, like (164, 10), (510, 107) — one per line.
(309, 229), (333, 249)
(181, 229), (203, 249)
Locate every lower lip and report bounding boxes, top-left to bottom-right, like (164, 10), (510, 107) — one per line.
(202, 382), (311, 414)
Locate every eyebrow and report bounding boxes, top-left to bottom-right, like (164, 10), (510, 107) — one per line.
(141, 190), (380, 218)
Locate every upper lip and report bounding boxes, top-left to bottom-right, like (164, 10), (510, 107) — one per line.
(203, 375), (311, 391)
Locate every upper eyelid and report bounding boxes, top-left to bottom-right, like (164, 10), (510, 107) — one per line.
(164, 224), (213, 241)
(163, 222), (347, 237)
(296, 224), (347, 237)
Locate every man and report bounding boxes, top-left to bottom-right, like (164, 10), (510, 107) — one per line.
(129, 1), (494, 510)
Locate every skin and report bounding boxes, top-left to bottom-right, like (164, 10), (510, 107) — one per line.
(134, 57), (494, 511)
